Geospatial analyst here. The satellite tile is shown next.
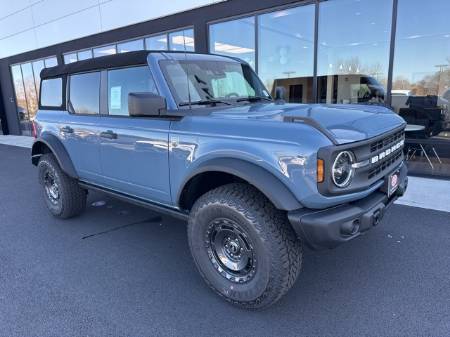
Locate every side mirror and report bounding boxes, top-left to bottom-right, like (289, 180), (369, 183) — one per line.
(274, 86), (286, 104)
(128, 92), (166, 117)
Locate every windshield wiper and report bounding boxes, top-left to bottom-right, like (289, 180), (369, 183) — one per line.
(236, 96), (273, 103)
(179, 99), (232, 107)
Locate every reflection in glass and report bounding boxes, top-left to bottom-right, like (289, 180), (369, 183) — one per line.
(107, 66), (158, 116)
(40, 78), (62, 107)
(78, 49), (93, 61)
(11, 65), (30, 135)
(44, 57), (58, 68)
(64, 53), (78, 64)
(32, 60), (45, 98)
(209, 17), (255, 69)
(117, 39), (144, 53)
(317, 0), (392, 104)
(392, 0), (450, 177)
(69, 72), (100, 115)
(93, 45), (117, 58)
(160, 59), (268, 106)
(258, 5), (315, 102)
(21, 63), (38, 122)
(145, 34), (168, 50)
(169, 29), (195, 52)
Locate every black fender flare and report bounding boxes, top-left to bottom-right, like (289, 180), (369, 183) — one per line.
(31, 133), (78, 179)
(177, 158), (302, 211)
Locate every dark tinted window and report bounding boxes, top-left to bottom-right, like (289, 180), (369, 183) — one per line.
(40, 78), (62, 107)
(69, 72), (100, 114)
(107, 66), (158, 116)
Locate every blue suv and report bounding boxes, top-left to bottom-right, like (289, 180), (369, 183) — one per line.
(32, 51), (408, 309)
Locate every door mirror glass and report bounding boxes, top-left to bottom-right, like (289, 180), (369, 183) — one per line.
(128, 92), (166, 117)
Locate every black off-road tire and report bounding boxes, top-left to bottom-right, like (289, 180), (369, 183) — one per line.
(38, 153), (86, 219)
(188, 183), (302, 309)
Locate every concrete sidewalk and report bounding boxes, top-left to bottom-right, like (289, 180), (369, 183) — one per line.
(396, 176), (450, 213)
(0, 135), (34, 148)
(1, 135), (449, 213)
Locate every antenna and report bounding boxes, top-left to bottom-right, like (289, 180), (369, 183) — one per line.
(182, 30), (192, 109)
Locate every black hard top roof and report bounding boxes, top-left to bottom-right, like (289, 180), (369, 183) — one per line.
(40, 50), (216, 79)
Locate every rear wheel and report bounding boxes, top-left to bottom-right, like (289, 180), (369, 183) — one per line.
(188, 183), (302, 309)
(38, 154), (86, 219)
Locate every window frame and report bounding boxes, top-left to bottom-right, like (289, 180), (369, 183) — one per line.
(67, 70), (101, 116)
(38, 76), (66, 111)
(103, 64), (160, 118)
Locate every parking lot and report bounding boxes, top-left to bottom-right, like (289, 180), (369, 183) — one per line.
(1, 143), (449, 337)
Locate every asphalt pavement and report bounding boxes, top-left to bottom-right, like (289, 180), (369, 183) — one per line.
(1, 144), (449, 337)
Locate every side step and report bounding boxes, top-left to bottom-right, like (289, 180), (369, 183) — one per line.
(78, 181), (189, 221)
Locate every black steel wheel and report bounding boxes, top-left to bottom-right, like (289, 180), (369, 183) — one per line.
(43, 167), (60, 206)
(38, 153), (86, 219)
(206, 218), (257, 284)
(188, 183), (302, 309)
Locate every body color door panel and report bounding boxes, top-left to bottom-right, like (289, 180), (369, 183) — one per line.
(98, 66), (172, 204)
(62, 72), (102, 181)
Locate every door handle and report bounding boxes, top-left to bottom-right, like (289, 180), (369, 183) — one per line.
(100, 130), (118, 139)
(60, 126), (74, 134)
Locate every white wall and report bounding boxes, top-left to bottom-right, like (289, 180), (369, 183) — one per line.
(0, 0), (223, 59)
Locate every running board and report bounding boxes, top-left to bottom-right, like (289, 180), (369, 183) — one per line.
(78, 182), (189, 221)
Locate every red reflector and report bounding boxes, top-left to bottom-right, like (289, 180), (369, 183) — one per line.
(31, 120), (37, 138)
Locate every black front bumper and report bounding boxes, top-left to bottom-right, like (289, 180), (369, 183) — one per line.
(288, 163), (408, 250)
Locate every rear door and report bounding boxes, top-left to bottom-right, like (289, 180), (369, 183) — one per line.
(98, 65), (171, 204)
(61, 72), (103, 181)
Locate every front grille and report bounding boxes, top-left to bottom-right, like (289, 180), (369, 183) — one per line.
(317, 126), (405, 196)
(370, 130), (404, 153)
(368, 150), (402, 179)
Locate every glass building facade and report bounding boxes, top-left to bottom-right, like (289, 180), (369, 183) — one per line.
(3, 0), (450, 178)
(10, 56), (58, 136)
(208, 0), (450, 177)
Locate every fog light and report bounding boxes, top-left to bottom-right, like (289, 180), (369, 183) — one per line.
(341, 219), (360, 235)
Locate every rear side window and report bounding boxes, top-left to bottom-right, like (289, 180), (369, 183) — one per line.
(69, 72), (100, 115)
(40, 78), (62, 107)
(107, 66), (158, 116)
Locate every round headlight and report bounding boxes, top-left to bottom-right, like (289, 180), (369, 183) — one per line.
(332, 151), (355, 188)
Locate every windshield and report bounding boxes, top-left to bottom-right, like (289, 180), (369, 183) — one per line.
(159, 59), (271, 107)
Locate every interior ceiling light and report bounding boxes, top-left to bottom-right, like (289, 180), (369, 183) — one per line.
(406, 34), (422, 39)
(272, 10), (290, 18)
(170, 36), (195, 47)
(214, 42), (254, 54)
(99, 48), (116, 55)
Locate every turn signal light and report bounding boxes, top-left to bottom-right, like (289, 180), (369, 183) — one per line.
(317, 159), (324, 183)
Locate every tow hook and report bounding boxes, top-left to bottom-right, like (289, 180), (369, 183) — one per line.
(373, 209), (382, 226)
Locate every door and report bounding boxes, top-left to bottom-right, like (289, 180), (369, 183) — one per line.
(289, 84), (303, 103)
(98, 66), (171, 204)
(62, 72), (102, 181)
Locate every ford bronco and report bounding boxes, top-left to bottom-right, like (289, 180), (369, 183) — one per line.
(32, 51), (408, 309)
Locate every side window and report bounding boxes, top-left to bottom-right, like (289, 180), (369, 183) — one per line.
(107, 66), (158, 116)
(40, 78), (62, 107)
(69, 72), (100, 115)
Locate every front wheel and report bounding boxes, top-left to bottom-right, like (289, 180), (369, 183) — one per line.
(188, 183), (302, 309)
(38, 154), (86, 219)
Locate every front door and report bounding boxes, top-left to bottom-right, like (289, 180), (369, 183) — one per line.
(98, 66), (172, 204)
